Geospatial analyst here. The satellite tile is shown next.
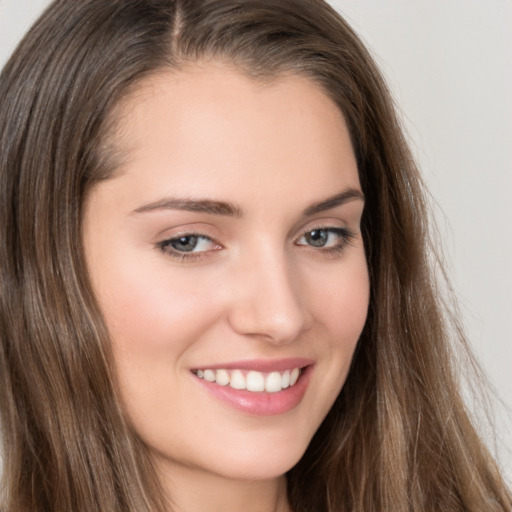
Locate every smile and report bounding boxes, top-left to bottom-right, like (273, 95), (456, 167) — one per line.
(191, 361), (314, 416)
(193, 367), (301, 393)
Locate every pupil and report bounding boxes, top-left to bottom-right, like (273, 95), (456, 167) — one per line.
(171, 235), (198, 252)
(307, 229), (327, 247)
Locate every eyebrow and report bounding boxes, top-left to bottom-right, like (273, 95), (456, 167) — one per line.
(132, 188), (364, 218)
(133, 198), (243, 217)
(302, 188), (364, 216)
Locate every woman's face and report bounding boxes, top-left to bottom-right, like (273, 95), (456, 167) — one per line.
(83, 63), (369, 482)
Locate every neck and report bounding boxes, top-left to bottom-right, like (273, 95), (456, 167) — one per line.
(157, 461), (290, 512)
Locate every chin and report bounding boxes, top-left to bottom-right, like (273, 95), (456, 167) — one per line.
(218, 445), (307, 481)
(150, 428), (312, 483)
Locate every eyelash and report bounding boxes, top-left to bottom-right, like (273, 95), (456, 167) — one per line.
(296, 226), (356, 255)
(156, 226), (356, 262)
(156, 232), (220, 262)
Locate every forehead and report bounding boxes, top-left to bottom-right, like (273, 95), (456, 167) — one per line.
(103, 62), (360, 207)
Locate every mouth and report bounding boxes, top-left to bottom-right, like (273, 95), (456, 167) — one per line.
(190, 359), (314, 416)
(192, 367), (302, 393)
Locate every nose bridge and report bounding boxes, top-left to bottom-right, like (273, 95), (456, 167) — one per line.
(227, 243), (311, 344)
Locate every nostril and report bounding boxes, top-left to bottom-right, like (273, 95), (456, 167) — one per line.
(226, 255), (312, 343)
(227, 304), (311, 345)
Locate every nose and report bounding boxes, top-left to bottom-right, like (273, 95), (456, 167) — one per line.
(226, 249), (312, 345)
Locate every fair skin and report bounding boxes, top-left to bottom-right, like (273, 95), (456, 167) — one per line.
(83, 62), (369, 512)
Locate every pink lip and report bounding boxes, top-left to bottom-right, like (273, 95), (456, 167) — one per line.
(191, 361), (315, 416)
(191, 357), (314, 373)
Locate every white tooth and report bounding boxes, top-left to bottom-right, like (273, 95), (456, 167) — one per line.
(215, 369), (230, 386)
(289, 368), (300, 386)
(230, 370), (246, 390)
(281, 370), (290, 389)
(265, 371), (282, 393)
(203, 369), (215, 382)
(246, 371), (265, 392)
(196, 370), (204, 378)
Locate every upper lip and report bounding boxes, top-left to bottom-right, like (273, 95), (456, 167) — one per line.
(191, 357), (314, 373)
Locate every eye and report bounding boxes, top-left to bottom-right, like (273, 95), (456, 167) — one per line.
(296, 227), (355, 251)
(157, 233), (221, 259)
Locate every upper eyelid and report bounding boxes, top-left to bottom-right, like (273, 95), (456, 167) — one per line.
(294, 222), (352, 238)
(294, 214), (354, 231)
(295, 226), (354, 243)
(159, 232), (219, 246)
(157, 223), (353, 243)
(156, 226), (220, 243)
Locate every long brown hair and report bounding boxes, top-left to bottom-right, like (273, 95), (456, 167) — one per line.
(0, 1), (510, 511)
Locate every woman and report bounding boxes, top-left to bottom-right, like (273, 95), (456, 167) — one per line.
(0, 1), (510, 511)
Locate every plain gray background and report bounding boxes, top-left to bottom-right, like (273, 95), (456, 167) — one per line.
(1, 0), (510, 481)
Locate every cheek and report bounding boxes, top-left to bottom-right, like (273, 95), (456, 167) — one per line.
(95, 259), (227, 434)
(92, 251), (223, 374)
(298, 250), (369, 408)
(309, 254), (369, 343)
(325, 280), (369, 347)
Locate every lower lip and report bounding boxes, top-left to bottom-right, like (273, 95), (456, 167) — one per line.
(193, 365), (314, 416)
